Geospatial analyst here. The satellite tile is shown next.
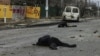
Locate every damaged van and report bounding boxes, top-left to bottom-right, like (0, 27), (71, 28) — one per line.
(62, 6), (80, 21)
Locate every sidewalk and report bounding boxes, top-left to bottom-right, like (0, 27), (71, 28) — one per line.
(0, 17), (96, 30)
(0, 18), (61, 30)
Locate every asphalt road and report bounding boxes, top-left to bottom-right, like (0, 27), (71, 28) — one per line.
(0, 18), (100, 56)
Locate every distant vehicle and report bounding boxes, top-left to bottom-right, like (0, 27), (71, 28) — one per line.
(62, 6), (80, 21)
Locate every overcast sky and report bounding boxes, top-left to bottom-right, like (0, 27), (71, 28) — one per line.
(91, 0), (100, 3)
(92, 0), (100, 2)
(91, 0), (100, 6)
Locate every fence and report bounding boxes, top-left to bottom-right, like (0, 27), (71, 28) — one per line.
(26, 6), (40, 19)
(12, 5), (25, 21)
(40, 5), (61, 18)
(0, 4), (61, 20)
(0, 5), (41, 20)
(0, 5), (12, 19)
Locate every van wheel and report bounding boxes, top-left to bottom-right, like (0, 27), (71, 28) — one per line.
(76, 17), (79, 22)
(63, 16), (66, 20)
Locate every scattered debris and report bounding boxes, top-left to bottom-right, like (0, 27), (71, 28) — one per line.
(78, 30), (83, 32)
(75, 30), (83, 32)
(16, 48), (19, 50)
(80, 50), (84, 51)
(70, 36), (75, 38)
(93, 30), (98, 34)
(54, 30), (56, 31)
(10, 52), (15, 54)
(75, 36), (85, 41)
(1, 53), (6, 56)
(0, 43), (5, 45)
(79, 35), (84, 37)
(98, 36), (100, 38)
(71, 25), (77, 27)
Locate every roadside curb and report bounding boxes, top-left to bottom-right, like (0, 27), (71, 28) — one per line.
(0, 20), (61, 30)
(0, 17), (96, 30)
(26, 21), (60, 27)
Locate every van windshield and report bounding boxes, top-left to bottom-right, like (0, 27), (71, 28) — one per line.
(66, 7), (71, 12)
(73, 8), (78, 13)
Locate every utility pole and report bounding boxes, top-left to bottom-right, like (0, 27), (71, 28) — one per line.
(45, 0), (48, 19)
(61, 0), (64, 13)
(89, 0), (90, 6)
(4, 5), (7, 23)
(76, 0), (78, 7)
(61, 0), (63, 8)
(97, 1), (99, 17)
(85, 0), (87, 6)
(89, 0), (90, 16)
(3, 0), (7, 23)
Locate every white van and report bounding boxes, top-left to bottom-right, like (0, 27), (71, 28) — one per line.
(62, 6), (80, 21)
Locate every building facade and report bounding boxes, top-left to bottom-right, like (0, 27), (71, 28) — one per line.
(0, 0), (10, 5)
